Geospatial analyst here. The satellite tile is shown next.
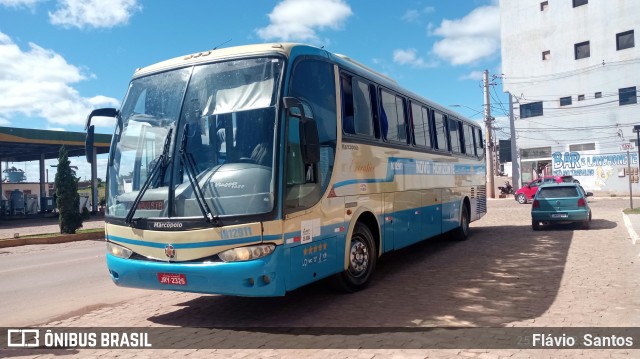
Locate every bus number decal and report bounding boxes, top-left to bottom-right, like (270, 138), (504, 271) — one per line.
(302, 243), (328, 267)
(220, 227), (253, 239)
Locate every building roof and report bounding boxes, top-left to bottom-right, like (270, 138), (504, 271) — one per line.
(0, 126), (111, 162)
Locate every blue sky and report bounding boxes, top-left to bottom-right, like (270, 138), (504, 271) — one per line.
(0, 0), (507, 182)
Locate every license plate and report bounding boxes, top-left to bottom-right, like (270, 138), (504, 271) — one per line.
(157, 273), (187, 286)
(551, 213), (568, 218)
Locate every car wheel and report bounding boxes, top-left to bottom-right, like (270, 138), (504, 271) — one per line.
(333, 223), (377, 292)
(582, 211), (591, 230)
(516, 194), (527, 204)
(532, 219), (540, 231)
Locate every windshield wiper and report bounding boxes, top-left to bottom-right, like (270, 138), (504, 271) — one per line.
(124, 127), (173, 225)
(179, 123), (218, 225)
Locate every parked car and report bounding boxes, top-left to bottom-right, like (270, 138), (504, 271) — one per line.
(514, 175), (579, 204)
(531, 183), (593, 230)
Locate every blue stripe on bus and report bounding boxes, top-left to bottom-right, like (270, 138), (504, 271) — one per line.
(334, 157), (485, 189)
(106, 234), (261, 249)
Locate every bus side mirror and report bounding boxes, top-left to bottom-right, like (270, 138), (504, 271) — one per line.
(85, 125), (95, 163)
(85, 107), (118, 130)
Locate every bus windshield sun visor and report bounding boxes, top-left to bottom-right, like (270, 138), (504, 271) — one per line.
(124, 127), (173, 225)
(178, 123), (218, 225)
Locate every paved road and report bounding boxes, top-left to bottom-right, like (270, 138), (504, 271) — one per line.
(2, 198), (639, 358)
(0, 240), (149, 326)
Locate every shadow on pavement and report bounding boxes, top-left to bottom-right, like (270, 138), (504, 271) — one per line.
(149, 223), (575, 329)
(535, 218), (616, 231)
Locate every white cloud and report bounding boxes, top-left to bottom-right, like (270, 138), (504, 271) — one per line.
(256, 0), (352, 42)
(0, 31), (119, 128)
(0, 0), (42, 8)
(459, 70), (484, 81)
(49, 0), (141, 29)
(430, 4), (500, 65)
(393, 48), (437, 68)
(0, 116), (10, 126)
(402, 6), (435, 23)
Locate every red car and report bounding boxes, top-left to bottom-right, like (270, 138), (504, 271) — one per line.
(514, 175), (579, 204)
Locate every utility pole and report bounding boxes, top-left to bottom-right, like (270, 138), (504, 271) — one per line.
(508, 92), (520, 190)
(483, 70), (496, 198)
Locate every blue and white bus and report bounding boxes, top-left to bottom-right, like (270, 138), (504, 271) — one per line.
(86, 43), (487, 296)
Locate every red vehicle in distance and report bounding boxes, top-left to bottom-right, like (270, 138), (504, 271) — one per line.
(514, 175), (579, 204)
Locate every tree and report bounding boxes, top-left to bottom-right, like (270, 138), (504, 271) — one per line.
(55, 146), (83, 234)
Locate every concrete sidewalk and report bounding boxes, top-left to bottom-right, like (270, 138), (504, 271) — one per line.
(623, 212), (640, 245)
(0, 216), (104, 239)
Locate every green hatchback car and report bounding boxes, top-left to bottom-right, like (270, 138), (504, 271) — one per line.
(531, 183), (593, 230)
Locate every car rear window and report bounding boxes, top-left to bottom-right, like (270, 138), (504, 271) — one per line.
(538, 187), (579, 198)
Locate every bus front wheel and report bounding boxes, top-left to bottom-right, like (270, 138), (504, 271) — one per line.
(333, 223), (377, 293)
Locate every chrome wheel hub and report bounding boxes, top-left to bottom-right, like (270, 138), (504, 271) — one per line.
(349, 240), (369, 276)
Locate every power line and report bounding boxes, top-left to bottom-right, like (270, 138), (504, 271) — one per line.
(500, 58), (640, 84)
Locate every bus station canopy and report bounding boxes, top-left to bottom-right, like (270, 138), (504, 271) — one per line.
(0, 126), (111, 162)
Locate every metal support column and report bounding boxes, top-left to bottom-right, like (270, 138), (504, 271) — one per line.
(91, 146), (98, 214)
(40, 154), (46, 213)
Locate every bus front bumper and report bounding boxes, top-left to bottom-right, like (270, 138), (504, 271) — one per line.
(106, 247), (287, 297)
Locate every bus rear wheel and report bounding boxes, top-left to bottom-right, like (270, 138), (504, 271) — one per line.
(452, 203), (470, 241)
(333, 223), (377, 293)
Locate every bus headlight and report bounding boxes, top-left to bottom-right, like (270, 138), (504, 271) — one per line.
(107, 242), (133, 259)
(218, 244), (275, 262)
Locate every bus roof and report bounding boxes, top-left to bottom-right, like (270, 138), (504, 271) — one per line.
(132, 42), (475, 127)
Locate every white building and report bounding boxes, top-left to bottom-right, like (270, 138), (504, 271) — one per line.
(500, 0), (640, 194)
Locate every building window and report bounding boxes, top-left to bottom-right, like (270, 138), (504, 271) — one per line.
(573, 0), (588, 7)
(542, 50), (551, 60)
(560, 96), (572, 106)
(540, 1), (548, 11)
(619, 86), (637, 106)
(574, 41), (590, 59)
(595, 92), (602, 98)
(578, 94), (585, 101)
(616, 30), (635, 51)
(520, 101), (543, 118)
(569, 143), (595, 151)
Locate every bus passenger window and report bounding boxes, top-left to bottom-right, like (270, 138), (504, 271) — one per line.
(380, 90), (407, 143)
(340, 74), (355, 134)
(463, 124), (475, 156)
(475, 128), (485, 157)
(433, 111), (448, 151)
(342, 74), (375, 137)
(449, 118), (462, 153)
(410, 102), (431, 148)
(352, 79), (374, 136)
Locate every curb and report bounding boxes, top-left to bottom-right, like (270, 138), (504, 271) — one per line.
(0, 230), (105, 249)
(621, 212), (639, 246)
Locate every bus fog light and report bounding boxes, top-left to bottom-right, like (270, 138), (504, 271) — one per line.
(107, 242), (133, 259)
(218, 244), (275, 262)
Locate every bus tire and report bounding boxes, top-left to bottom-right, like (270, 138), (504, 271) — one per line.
(333, 223), (377, 293)
(452, 203), (470, 241)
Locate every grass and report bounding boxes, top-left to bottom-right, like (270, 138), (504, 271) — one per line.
(19, 227), (104, 239)
(623, 207), (640, 215)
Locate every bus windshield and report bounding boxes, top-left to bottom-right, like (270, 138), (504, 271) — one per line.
(107, 57), (284, 221)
